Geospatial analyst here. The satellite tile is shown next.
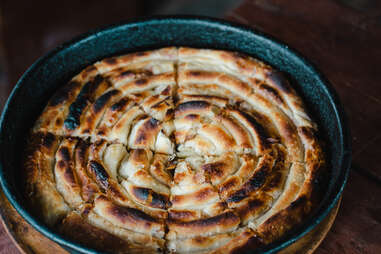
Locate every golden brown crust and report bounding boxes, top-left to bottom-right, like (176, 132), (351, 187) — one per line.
(24, 133), (70, 226)
(23, 47), (325, 253)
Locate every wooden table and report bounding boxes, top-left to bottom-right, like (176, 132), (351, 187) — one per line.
(0, 0), (380, 253)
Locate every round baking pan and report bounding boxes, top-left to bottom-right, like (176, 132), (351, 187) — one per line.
(0, 16), (351, 253)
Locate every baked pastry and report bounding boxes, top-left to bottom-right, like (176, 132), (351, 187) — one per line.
(23, 47), (325, 253)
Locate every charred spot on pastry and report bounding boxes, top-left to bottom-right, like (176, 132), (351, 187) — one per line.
(195, 188), (214, 201)
(93, 89), (120, 113)
(89, 160), (109, 189)
(49, 81), (81, 107)
(131, 186), (168, 209)
(239, 110), (269, 143)
(298, 126), (315, 140)
(202, 162), (226, 178)
(58, 147), (71, 162)
(108, 202), (159, 224)
(169, 210), (197, 221)
(110, 98), (129, 111)
(168, 211), (239, 227)
(239, 198), (265, 215)
(264, 171), (283, 190)
(135, 78), (148, 86)
(41, 132), (57, 149)
(64, 76), (106, 130)
(219, 177), (239, 193)
(175, 101), (210, 115)
(161, 86), (171, 96)
(260, 83), (284, 104)
(120, 70), (135, 77)
(227, 168), (269, 204)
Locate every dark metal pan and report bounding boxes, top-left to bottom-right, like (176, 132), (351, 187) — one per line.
(0, 16), (351, 253)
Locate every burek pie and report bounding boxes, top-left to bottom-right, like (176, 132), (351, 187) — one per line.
(24, 47), (325, 253)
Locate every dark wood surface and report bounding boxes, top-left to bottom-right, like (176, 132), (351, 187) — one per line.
(0, 0), (380, 253)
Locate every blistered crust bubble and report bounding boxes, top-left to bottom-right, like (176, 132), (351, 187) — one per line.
(24, 47), (324, 253)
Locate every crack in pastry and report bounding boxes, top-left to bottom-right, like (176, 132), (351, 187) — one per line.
(23, 47), (325, 253)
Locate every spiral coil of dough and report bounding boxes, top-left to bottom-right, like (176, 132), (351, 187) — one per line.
(24, 47), (324, 253)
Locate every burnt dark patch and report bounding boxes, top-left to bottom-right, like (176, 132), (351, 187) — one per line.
(219, 178), (239, 193)
(83, 65), (97, 74)
(260, 84), (284, 104)
(239, 110), (269, 143)
(58, 147), (71, 162)
(289, 195), (307, 210)
(64, 165), (76, 186)
(248, 198), (265, 210)
(184, 114), (199, 120)
(299, 126), (315, 140)
(237, 197), (266, 219)
(93, 90), (120, 113)
(193, 236), (208, 244)
(151, 97), (166, 109)
(135, 78), (148, 86)
(150, 192), (169, 209)
(81, 204), (92, 216)
(97, 129), (105, 136)
(132, 186), (149, 201)
(282, 121), (296, 140)
(247, 167), (269, 190)
(147, 118), (160, 129)
(135, 132), (147, 144)
(202, 162), (225, 178)
(120, 70), (134, 77)
(76, 141), (89, 164)
(172, 212), (238, 227)
(227, 167), (269, 204)
(64, 75), (105, 130)
(168, 210), (196, 221)
(108, 203), (158, 223)
(189, 71), (202, 76)
(266, 71), (292, 93)
(264, 172), (282, 190)
(41, 133), (56, 149)
(89, 160), (109, 189)
(132, 187), (168, 209)
(195, 188), (213, 201)
(227, 189), (248, 203)
(260, 196), (308, 240)
(55, 118), (63, 127)
(57, 160), (66, 169)
(175, 101), (210, 115)
(161, 86), (171, 96)
(111, 98), (129, 111)
(48, 81), (80, 107)
(165, 108), (174, 119)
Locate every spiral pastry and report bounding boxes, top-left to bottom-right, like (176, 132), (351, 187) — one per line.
(24, 47), (324, 253)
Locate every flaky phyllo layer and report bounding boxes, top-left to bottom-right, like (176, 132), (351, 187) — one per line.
(24, 47), (324, 253)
